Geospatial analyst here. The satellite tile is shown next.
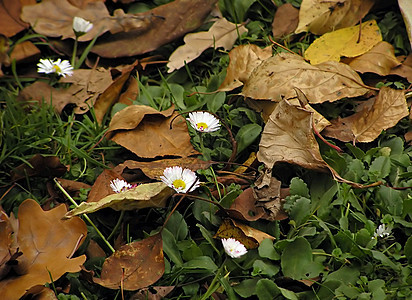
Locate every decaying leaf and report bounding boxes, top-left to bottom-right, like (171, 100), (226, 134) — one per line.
(131, 286), (174, 300)
(167, 18), (247, 73)
(108, 105), (199, 158)
(214, 219), (275, 249)
(218, 44), (272, 92)
(241, 52), (369, 103)
(64, 182), (174, 218)
(272, 3), (299, 39)
(86, 169), (124, 203)
(304, 20), (382, 65)
(91, 0), (218, 58)
(0, 199), (87, 300)
(257, 99), (328, 171)
(21, 0), (152, 42)
(399, 0), (412, 50)
(0, 35), (10, 76)
(343, 41), (401, 76)
(8, 40), (40, 64)
(352, 87), (409, 143)
(11, 154), (67, 181)
(295, 0), (375, 35)
(390, 53), (412, 83)
(0, 0), (34, 37)
(94, 233), (164, 290)
(226, 188), (265, 222)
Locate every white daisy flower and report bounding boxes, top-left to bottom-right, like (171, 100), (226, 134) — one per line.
(110, 178), (133, 193)
(221, 238), (247, 258)
(73, 16), (93, 37)
(37, 58), (73, 77)
(160, 166), (199, 193)
(186, 112), (221, 133)
(374, 223), (392, 239)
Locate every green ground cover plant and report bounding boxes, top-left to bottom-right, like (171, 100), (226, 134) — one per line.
(0, 0), (411, 299)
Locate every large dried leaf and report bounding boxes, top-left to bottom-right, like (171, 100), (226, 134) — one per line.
(11, 154), (67, 181)
(257, 99), (328, 171)
(21, 0), (152, 42)
(226, 188), (265, 222)
(94, 233), (164, 290)
(295, 0), (375, 35)
(390, 53), (412, 83)
(64, 182), (174, 218)
(108, 105), (199, 158)
(167, 18), (248, 73)
(343, 41), (401, 76)
(304, 20), (382, 65)
(352, 87), (409, 142)
(9, 40), (40, 64)
(0, 0), (34, 37)
(399, 0), (412, 50)
(218, 44), (272, 92)
(0, 199), (87, 300)
(241, 52), (369, 103)
(272, 3), (299, 39)
(91, 0), (218, 58)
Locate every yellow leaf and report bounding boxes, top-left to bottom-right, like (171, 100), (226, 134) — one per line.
(304, 20), (382, 65)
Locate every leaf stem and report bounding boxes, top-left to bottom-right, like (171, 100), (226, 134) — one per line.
(54, 178), (115, 253)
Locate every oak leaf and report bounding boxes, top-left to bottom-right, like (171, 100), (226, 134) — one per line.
(93, 233), (164, 290)
(343, 41), (401, 76)
(295, 0), (375, 35)
(304, 20), (382, 65)
(167, 18), (248, 73)
(352, 87), (409, 142)
(108, 105), (199, 158)
(0, 199), (87, 300)
(241, 52), (369, 103)
(64, 182), (174, 218)
(218, 44), (272, 92)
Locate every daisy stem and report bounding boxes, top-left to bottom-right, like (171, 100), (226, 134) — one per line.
(72, 37), (78, 68)
(198, 131), (205, 154)
(54, 178), (115, 253)
(200, 257), (227, 300)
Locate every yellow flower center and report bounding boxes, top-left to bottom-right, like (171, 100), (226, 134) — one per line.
(53, 65), (62, 73)
(172, 179), (186, 190)
(196, 122), (208, 131)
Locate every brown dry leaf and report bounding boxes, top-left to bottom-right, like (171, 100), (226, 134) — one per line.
(241, 52), (369, 103)
(0, 35), (10, 76)
(11, 154), (67, 181)
(352, 87), (409, 143)
(25, 286), (58, 300)
(390, 54), (412, 83)
(0, 199), (87, 300)
(94, 233), (164, 290)
(86, 169), (124, 203)
(257, 99), (328, 171)
(21, 0), (152, 42)
(295, 0), (375, 35)
(304, 20), (382, 65)
(167, 18), (248, 73)
(64, 182), (174, 218)
(114, 158), (213, 181)
(343, 41), (401, 76)
(272, 3), (299, 39)
(131, 286), (174, 300)
(226, 188), (265, 222)
(8, 40), (40, 64)
(92, 0), (218, 58)
(399, 0), (412, 50)
(218, 44), (272, 92)
(108, 105), (199, 158)
(214, 219), (274, 249)
(322, 116), (358, 142)
(0, 0), (34, 37)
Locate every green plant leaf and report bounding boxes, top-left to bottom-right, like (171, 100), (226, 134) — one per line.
(255, 279), (281, 299)
(258, 238), (280, 261)
(235, 123), (262, 153)
(281, 237), (313, 280)
(290, 177), (310, 198)
(233, 278), (259, 298)
(162, 228), (183, 266)
(206, 92), (226, 113)
(182, 256), (218, 272)
(404, 236), (412, 264)
(165, 211), (188, 241)
(252, 259), (280, 277)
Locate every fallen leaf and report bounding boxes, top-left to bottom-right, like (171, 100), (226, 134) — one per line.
(214, 219), (274, 249)
(322, 116), (358, 142)
(11, 154), (67, 181)
(241, 52), (369, 103)
(390, 53), (412, 83)
(226, 188), (265, 222)
(272, 3), (299, 39)
(295, 0), (375, 35)
(8, 40), (40, 64)
(218, 44), (272, 92)
(86, 169), (124, 203)
(0, 0), (34, 37)
(257, 99), (328, 171)
(352, 87), (409, 143)
(0, 199), (87, 300)
(108, 105), (199, 158)
(0, 35), (10, 76)
(399, 0), (412, 50)
(342, 41), (401, 76)
(91, 0), (218, 58)
(64, 182), (174, 218)
(304, 20), (382, 65)
(167, 18), (248, 73)
(93, 233), (164, 290)
(21, 0), (152, 42)
(131, 286), (174, 300)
